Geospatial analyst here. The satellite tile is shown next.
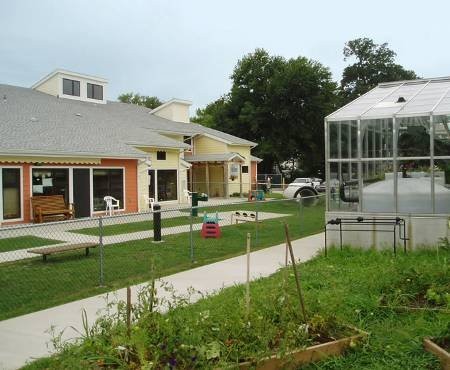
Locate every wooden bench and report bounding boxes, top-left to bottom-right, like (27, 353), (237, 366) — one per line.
(27, 242), (97, 262)
(31, 195), (74, 223)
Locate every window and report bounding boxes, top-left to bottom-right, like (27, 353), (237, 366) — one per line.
(157, 170), (177, 201)
(32, 168), (69, 204)
(157, 151), (166, 160)
(63, 78), (80, 96)
(183, 136), (192, 150)
(93, 169), (124, 211)
(87, 83), (103, 100)
(242, 165), (249, 174)
(2, 168), (21, 220)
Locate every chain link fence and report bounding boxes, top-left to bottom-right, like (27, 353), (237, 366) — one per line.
(0, 194), (325, 321)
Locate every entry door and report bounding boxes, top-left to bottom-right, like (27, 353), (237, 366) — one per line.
(73, 169), (91, 218)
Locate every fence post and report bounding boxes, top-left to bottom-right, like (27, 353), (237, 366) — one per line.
(190, 204), (194, 263)
(298, 196), (303, 236)
(99, 216), (104, 286)
(255, 199), (259, 248)
(153, 204), (161, 242)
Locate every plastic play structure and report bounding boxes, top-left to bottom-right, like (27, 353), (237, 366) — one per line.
(201, 211), (221, 238)
(248, 190), (265, 201)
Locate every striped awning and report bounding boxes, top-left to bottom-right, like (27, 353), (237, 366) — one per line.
(0, 156), (101, 165)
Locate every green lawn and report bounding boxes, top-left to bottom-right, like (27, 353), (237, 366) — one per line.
(0, 235), (62, 253)
(0, 198), (324, 320)
(23, 248), (449, 369)
(71, 215), (203, 236)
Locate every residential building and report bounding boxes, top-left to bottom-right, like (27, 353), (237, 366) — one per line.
(0, 69), (261, 225)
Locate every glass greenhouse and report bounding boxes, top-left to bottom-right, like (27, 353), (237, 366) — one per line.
(325, 77), (450, 247)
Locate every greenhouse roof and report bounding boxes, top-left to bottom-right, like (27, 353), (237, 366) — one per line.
(327, 77), (450, 121)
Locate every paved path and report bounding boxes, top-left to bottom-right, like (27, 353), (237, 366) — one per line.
(0, 211), (288, 263)
(0, 232), (324, 370)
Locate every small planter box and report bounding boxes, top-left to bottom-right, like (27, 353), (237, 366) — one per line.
(423, 338), (450, 369)
(238, 329), (367, 369)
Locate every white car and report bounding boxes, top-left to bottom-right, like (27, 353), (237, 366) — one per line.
(283, 177), (320, 199)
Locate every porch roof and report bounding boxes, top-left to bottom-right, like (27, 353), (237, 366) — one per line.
(184, 153), (246, 163)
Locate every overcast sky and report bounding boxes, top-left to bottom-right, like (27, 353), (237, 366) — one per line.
(1, 0), (449, 112)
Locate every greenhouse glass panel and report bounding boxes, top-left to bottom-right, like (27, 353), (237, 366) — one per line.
(434, 115), (450, 157)
(397, 159), (432, 213)
(361, 119), (393, 159)
(397, 116), (430, 158)
(328, 162), (358, 212)
(361, 160), (394, 213)
(433, 159), (450, 213)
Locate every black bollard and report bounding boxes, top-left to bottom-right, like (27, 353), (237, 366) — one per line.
(153, 203), (161, 242)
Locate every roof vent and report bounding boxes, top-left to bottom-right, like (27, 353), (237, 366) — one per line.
(75, 113), (82, 117)
(397, 96), (406, 103)
(30, 117), (38, 122)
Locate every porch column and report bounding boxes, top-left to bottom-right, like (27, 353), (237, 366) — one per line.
(224, 162), (229, 197)
(239, 163), (243, 197)
(205, 162), (210, 196)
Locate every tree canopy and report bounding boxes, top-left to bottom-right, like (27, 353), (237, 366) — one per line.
(340, 38), (418, 103)
(193, 48), (338, 175)
(118, 93), (163, 110)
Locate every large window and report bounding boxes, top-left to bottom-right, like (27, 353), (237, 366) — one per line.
(2, 168), (21, 220)
(157, 170), (177, 201)
(32, 168), (69, 203)
(63, 78), (80, 96)
(87, 83), (103, 100)
(93, 169), (124, 211)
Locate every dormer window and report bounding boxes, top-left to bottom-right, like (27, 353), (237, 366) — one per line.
(87, 83), (103, 100)
(63, 78), (80, 96)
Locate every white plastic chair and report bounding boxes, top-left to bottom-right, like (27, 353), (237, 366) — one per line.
(145, 197), (156, 212)
(183, 189), (192, 204)
(104, 196), (120, 216)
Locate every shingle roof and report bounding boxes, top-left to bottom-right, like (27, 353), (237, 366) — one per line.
(327, 77), (450, 121)
(0, 84), (256, 159)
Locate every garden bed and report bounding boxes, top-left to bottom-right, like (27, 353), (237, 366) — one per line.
(22, 247), (448, 369)
(238, 327), (367, 369)
(423, 337), (450, 369)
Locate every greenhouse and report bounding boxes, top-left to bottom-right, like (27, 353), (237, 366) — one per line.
(325, 77), (450, 248)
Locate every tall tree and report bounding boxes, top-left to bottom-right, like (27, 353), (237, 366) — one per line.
(340, 38), (417, 103)
(193, 48), (338, 174)
(118, 92), (163, 109)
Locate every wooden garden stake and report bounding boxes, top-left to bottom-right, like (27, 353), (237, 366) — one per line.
(246, 232), (251, 319)
(284, 223), (308, 322)
(126, 286), (131, 338)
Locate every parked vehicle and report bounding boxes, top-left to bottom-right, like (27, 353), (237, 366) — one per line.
(283, 177), (319, 199)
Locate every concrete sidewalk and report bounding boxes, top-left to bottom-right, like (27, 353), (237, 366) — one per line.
(0, 233), (324, 370)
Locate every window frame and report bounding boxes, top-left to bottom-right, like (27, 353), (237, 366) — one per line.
(87, 83), (103, 100)
(62, 78), (80, 97)
(241, 165), (249, 174)
(0, 166), (23, 222)
(92, 168), (125, 212)
(156, 151), (167, 161)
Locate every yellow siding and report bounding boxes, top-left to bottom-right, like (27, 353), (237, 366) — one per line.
(228, 145), (252, 193)
(34, 75), (59, 96)
(194, 136), (227, 154)
(161, 133), (184, 143)
(136, 148), (180, 169)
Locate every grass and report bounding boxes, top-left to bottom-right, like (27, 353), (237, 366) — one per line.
(0, 235), (62, 253)
(72, 215), (203, 236)
(23, 247), (449, 369)
(0, 198), (324, 320)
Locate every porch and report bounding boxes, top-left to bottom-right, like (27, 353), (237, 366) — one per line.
(185, 153), (249, 197)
